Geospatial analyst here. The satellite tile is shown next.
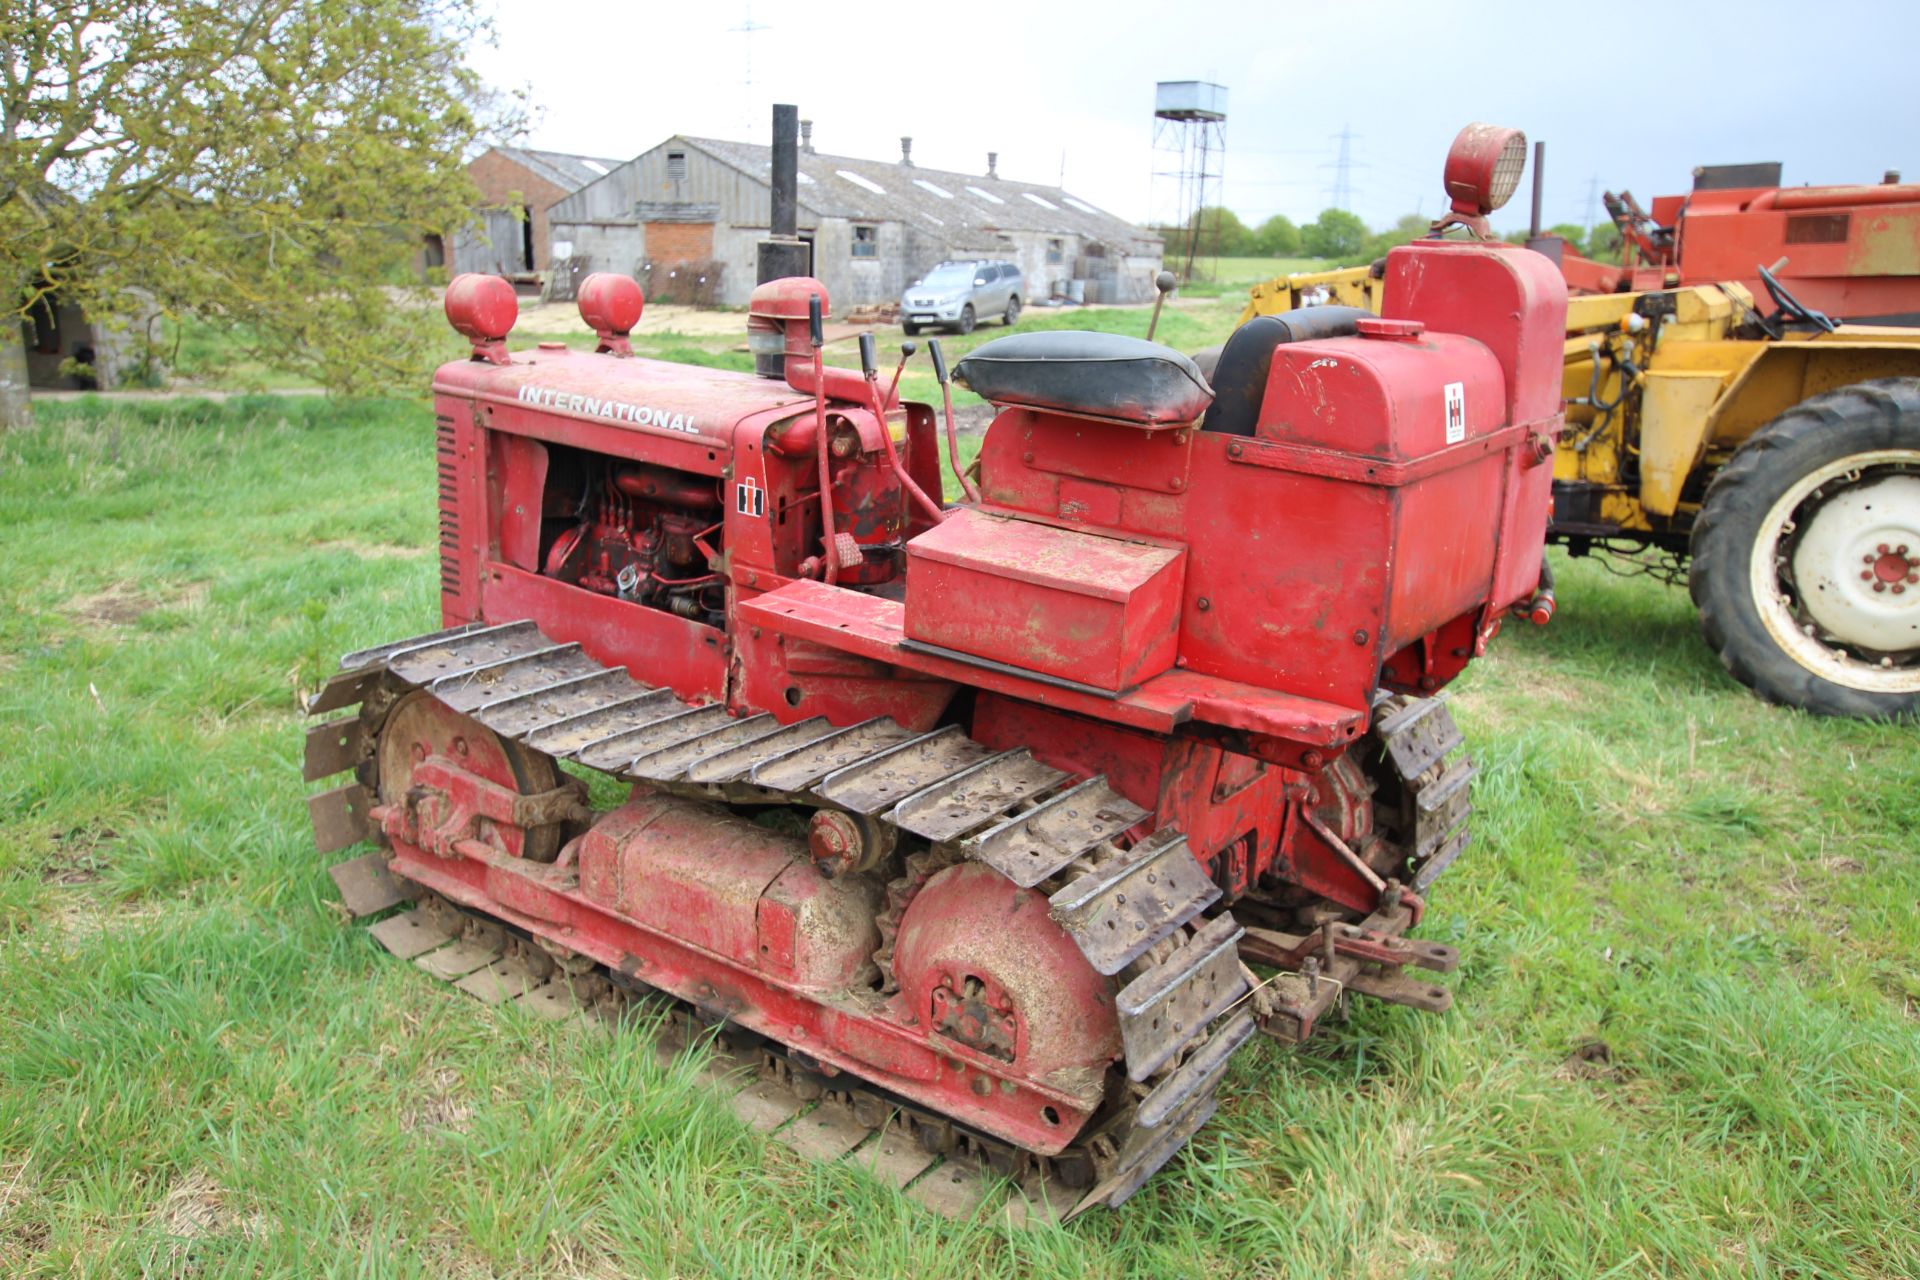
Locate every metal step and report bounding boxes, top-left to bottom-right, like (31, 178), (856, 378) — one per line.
(1375, 696), (1464, 781)
(522, 689), (686, 757)
(1114, 914), (1248, 1081)
(1134, 1011), (1256, 1129)
(575, 705), (731, 773)
(687, 716), (837, 784)
(887, 749), (1069, 843)
(474, 667), (650, 738)
(960, 777), (1149, 889)
(812, 725), (998, 815)
(382, 621), (549, 685)
(1413, 757), (1475, 857)
(1048, 832), (1222, 975)
(626, 713), (784, 782)
(431, 644), (606, 713)
(749, 718), (918, 793)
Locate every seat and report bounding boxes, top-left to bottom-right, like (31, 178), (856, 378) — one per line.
(952, 331), (1213, 427)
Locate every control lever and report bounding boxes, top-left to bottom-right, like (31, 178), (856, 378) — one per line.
(885, 340), (916, 407)
(928, 339), (979, 503)
(859, 331), (945, 526)
(809, 294), (838, 584)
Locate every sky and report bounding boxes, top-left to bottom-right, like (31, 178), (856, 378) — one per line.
(467, 0), (1918, 238)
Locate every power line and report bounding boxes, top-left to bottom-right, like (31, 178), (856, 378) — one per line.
(1320, 126), (1365, 211)
(728, 4), (771, 138)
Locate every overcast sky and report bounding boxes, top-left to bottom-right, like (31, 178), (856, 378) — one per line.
(468, 0), (1916, 237)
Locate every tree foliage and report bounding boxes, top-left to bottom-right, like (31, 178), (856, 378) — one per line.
(1299, 208), (1368, 260)
(0, 0), (510, 413)
(1251, 214), (1299, 258)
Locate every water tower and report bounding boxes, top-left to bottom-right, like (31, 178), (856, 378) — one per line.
(1153, 81), (1228, 282)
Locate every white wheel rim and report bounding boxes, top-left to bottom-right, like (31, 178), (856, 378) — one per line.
(1750, 449), (1920, 694)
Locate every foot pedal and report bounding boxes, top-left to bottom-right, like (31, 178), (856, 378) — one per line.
(1114, 914), (1248, 1080)
(328, 853), (408, 918)
(1049, 832), (1221, 975)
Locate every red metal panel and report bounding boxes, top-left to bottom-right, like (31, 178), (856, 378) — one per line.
(482, 562), (727, 703)
(904, 508), (1185, 692)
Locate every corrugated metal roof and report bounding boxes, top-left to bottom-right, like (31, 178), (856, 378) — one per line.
(676, 136), (1160, 250)
(491, 146), (624, 193)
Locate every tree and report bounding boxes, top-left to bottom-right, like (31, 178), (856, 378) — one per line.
(0, 0), (510, 427)
(1360, 213), (1433, 263)
(1300, 208), (1369, 260)
(1252, 214), (1299, 258)
(1157, 206), (1252, 264)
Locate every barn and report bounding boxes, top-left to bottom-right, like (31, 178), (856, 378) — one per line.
(449, 146), (622, 282)
(544, 128), (1163, 308)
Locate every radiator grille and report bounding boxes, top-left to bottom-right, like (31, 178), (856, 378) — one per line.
(435, 415), (460, 600)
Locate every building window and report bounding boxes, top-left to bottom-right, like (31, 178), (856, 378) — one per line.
(1046, 238), (1064, 265)
(666, 151), (687, 182)
(852, 224), (878, 258)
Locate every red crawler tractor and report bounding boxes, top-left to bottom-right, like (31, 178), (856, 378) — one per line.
(304, 126), (1567, 1213)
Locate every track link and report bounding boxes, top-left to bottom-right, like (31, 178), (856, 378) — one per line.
(305, 620), (1473, 1215)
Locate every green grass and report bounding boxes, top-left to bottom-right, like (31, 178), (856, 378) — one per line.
(1, 395), (1917, 1278)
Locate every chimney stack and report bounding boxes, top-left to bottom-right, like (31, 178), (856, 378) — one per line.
(986, 152), (998, 179)
(900, 137), (913, 167)
(800, 119), (814, 154)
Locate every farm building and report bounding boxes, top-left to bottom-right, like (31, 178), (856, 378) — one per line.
(544, 127), (1164, 308)
(448, 146), (621, 281)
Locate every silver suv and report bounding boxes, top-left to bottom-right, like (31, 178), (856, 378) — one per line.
(901, 260), (1023, 336)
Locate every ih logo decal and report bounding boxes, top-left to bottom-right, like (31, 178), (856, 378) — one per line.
(736, 476), (765, 517)
(1443, 381), (1466, 445)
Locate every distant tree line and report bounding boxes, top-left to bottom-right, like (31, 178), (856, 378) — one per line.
(1158, 207), (1624, 268)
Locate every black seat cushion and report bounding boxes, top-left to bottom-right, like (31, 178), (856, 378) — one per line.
(953, 331), (1213, 426)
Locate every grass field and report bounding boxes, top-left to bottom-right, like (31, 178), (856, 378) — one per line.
(1, 386), (1917, 1278)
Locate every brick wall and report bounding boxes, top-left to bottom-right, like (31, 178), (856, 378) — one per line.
(644, 221), (715, 265)
(461, 150), (571, 274)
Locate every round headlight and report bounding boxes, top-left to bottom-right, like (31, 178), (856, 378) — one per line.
(1443, 123), (1528, 217)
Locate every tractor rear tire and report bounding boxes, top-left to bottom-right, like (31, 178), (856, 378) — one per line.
(1689, 377), (1920, 719)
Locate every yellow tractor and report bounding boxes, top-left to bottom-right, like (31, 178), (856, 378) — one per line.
(1217, 267), (1920, 719)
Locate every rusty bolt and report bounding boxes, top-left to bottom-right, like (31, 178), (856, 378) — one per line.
(453, 736), (469, 757)
(1353, 629), (1369, 645)
(972, 1076), (992, 1097)
(1909, 574), (1919, 584)
(1874, 582), (1887, 593)
(750, 626), (762, 639)
(410, 742), (427, 762)
(1169, 477), (1185, 491)
(1227, 441), (1244, 458)
(1196, 597), (1211, 611)
(1302, 749), (1325, 770)
(1419, 676), (1439, 690)
(807, 810), (863, 879)
(1901, 544), (1911, 555)
(1022, 451), (1035, 464)
(1864, 554), (1877, 564)
(1879, 543), (1891, 554)
(1896, 584), (1907, 595)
